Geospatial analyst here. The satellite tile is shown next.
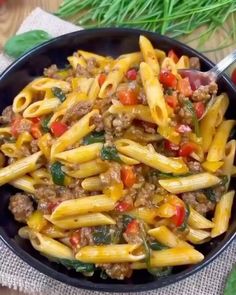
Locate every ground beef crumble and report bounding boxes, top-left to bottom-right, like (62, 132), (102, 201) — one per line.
(100, 163), (121, 186)
(192, 82), (218, 102)
(62, 101), (92, 124)
(0, 106), (15, 124)
(96, 263), (133, 280)
(9, 193), (34, 223)
(182, 191), (215, 214)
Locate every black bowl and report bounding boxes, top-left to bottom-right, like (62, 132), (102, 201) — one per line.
(0, 28), (236, 293)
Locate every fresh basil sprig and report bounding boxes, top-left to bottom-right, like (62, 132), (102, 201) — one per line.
(224, 265), (236, 295)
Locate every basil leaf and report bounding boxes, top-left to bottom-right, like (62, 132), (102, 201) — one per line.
(52, 87), (66, 102)
(93, 225), (111, 244)
(4, 30), (51, 58)
(50, 161), (65, 185)
(100, 145), (121, 162)
(149, 241), (168, 250)
(183, 100), (200, 137)
(41, 115), (52, 133)
(205, 175), (228, 202)
(58, 259), (94, 273)
(224, 265), (236, 295)
(83, 131), (105, 145)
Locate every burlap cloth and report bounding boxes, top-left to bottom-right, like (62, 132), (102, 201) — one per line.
(0, 7), (235, 295)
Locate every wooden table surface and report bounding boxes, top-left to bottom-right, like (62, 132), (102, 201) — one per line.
(0, 0), (235, 294)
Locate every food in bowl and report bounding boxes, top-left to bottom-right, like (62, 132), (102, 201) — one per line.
(1, 35), (234, 280)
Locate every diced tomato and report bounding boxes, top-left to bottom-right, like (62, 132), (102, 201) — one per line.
(179, 142), (198, 157)
(166, 95), (178, 109)
(164, 139), (179, 151)
(51, 121), (68, 137)
(125, 220), (139, 235)
(69, 230), (81, 248)
(194, 102), (205, 119)
(176, 124), (192, 133)
(171, 204), (185, 226)
(98, 73), (106, 86)
(31, 123), (42, 139)
(168, 49), (179, 63)
(117, 89), (138, 105)
(30, 117), (41, 124)
(160, 70), (178, 89)
(126, 68), (137, 80)
(115, 201), (133, 212)
(121, 166), (136, 188)
(231, 68), (236, 84)
(10, 117), (23, 137)
(177, 77), (193, 97)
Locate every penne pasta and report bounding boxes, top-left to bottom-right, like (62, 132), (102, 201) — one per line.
(78, 50), (107, 64)
(31, 77), (71, 92)
(211, 190), (235, 238)
(186, 227), (211, 244)
(10, 175), (36, 194)
(140, 62), (168, 126)
(13, 84), (35, 113)
(188, 206), (214, 229)
(176, 55), (190, 69)
(50, 194), (115, 220)
(76, 244), (145, 263)
(159, 173), (220, 194)
(222, 140), (236, 190)
(81, 176), (103, 191)
(23, 98), (61, 118)
(116, 139), (189, 174)
(129, 207), (159, 224)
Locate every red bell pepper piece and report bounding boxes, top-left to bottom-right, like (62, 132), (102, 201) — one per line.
(178, 77), (193, 97)
(165, 95), (178, 109)
(171, 204), (185, 226)
(168, 49), (179, 63)
(51, 121), (68, 137)
(31, 123), (42, 139)
(30, 117), (41, 124)
(69, 230), (81, 248)
(125, 220), (139, 235)
(179, 142), (198, 157)
(160, 70), (178, 89)
(98, 73), (106, 86)
(121, 166), (136, 188)
(194, 102), (205, 119)
(231, 68), (236, 84)
(117, 89), (138, 105)
(115, 201), (133, 212)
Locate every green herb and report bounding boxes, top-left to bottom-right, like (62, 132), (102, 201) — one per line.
(50, 161), (65, 186)
(41, 115), (52, 133)
(100, 145), (121, 162)
(58, 259), (94, 273)
(178, 203), (190, 231)
(224, 265), (236, 295)
(83, 131), (105, 145)
(55, 1), (236, 50)
(93, 225), (111, 244)
(205, 175), (228, 202)
(4, 30), (51, 58)
(183, 100), (200, 137)
(149, 241), (168, 250)
(122, 214), (134, 227)
(100, 269), (108, 279)
(52, 87), (66, 102)
(150, 171), (192, 179)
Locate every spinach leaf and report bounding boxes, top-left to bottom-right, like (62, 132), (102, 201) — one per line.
(58, 259), (94, 273)
(100, 145), (121, 162)
(50, 161), (65, 185)
(83, 131), (105, 145)
(224, 265), (236, 295)
(4, 30), (52, 58)
(52, 87), (66, 102)
(41, 115), (52, 133)
(205, 175), (228, 202)
(183, 100), (200, 137)
(150, 171), (192, 179)
(149, 241), (168, 250)
(93, 225), (111, 244)
(122, 214), (134, 227)
(100, 269), (108, 279)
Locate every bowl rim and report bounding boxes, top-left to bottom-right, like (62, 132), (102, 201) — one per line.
(0, 27), (236, 293)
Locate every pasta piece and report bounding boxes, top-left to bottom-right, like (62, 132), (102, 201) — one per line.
(207, 120), (235, 162)
(10, 175), (36, 194)
(161, 57), (178, 75)
(18, 226), (31, 239)
(50, 109), (98, 159)
(45, 213), (115, 229)
(71, 77), (94, 94)
(176, 56), (190, 69)
(154, 49), (166, 61)
(30, 168), (52, 184)
(78, 50), (107, 64)
(159, 173), (220, 194)
(16, 132), (33, 149)
(200, 94), (229, 152)
(87, 75), (100, 102)
(37, 133), (52, 160)
(42, 225), (69, 239)
(23, 97), (61, 118)
(222, 140), (236, 189)
(76, 244), (145, 263)
(131, 247), (204, 269)
(186, 227), (211, 244)
(81, 176), (103, 191)
(148, 226), (192, 248)
(140, 62), (168, 126)
(108, 104), (155, 123)
(129, 208), (159, 224)
(211, 190), (235, 238)
(67, 55), (87, 70)
(55, 143), (103, 165)
(188, 206), (214, 229)
(0, 151), (42, 186)
(31, 77), (71, 92)
(50, 194), (115, 220)
(1, 143), (18, 158)
(13, 84), (35, 113)
(139, 35), (160, 75)
(118, 154), (140, 165)
(201, 161), (224, 173)
(103, 183), (124, 202)
(27, 210), (48, 232)
(63, 159), (108, 178)
(0, 127), (11, 137)
(56, 92), (87, 112)
(115, 139), (189, 174)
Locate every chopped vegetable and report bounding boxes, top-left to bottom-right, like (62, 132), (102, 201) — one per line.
(50, 161), (65, 186)
(58, 259), (94, 273)
(52, 87), (66, 102)
(178, 77), (193, 97)
(51, 121), (68, 137)
(168, 50), (179, 63)
(183, 100), (200, 137)
(122, 214), (134, 227)
(124, 219), (139, 235)
(98, 73), (106, 86)
(100, 145), (121, 162)
(4, 30), (51, 58)
(41, 115), (52, 133)
(31, 117), (41, 124)
(126, 68), (137, 80)
(194, 102), (205, 119)
(93, 225), (111, 244)
(117, 89), (138, 105)
(170, 204), (186, 227)
(115, 201), (133, 212)
(178, 203), (190, 231)
(224, 265), (236, 295)
(159, 70), (177, 89)
(149, 240), (168, 250)
(121, 166), (136, 188)
(165, 95), (178, 109)
(69, 230), (81, 248)
(205, 175), (228, 202)
(83, 131), (105, 145)
(178, 142), (198, 157)
(31, 123), (42, 139)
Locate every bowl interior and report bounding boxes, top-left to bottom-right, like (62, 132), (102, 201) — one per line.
(0, 28), (236, 292)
